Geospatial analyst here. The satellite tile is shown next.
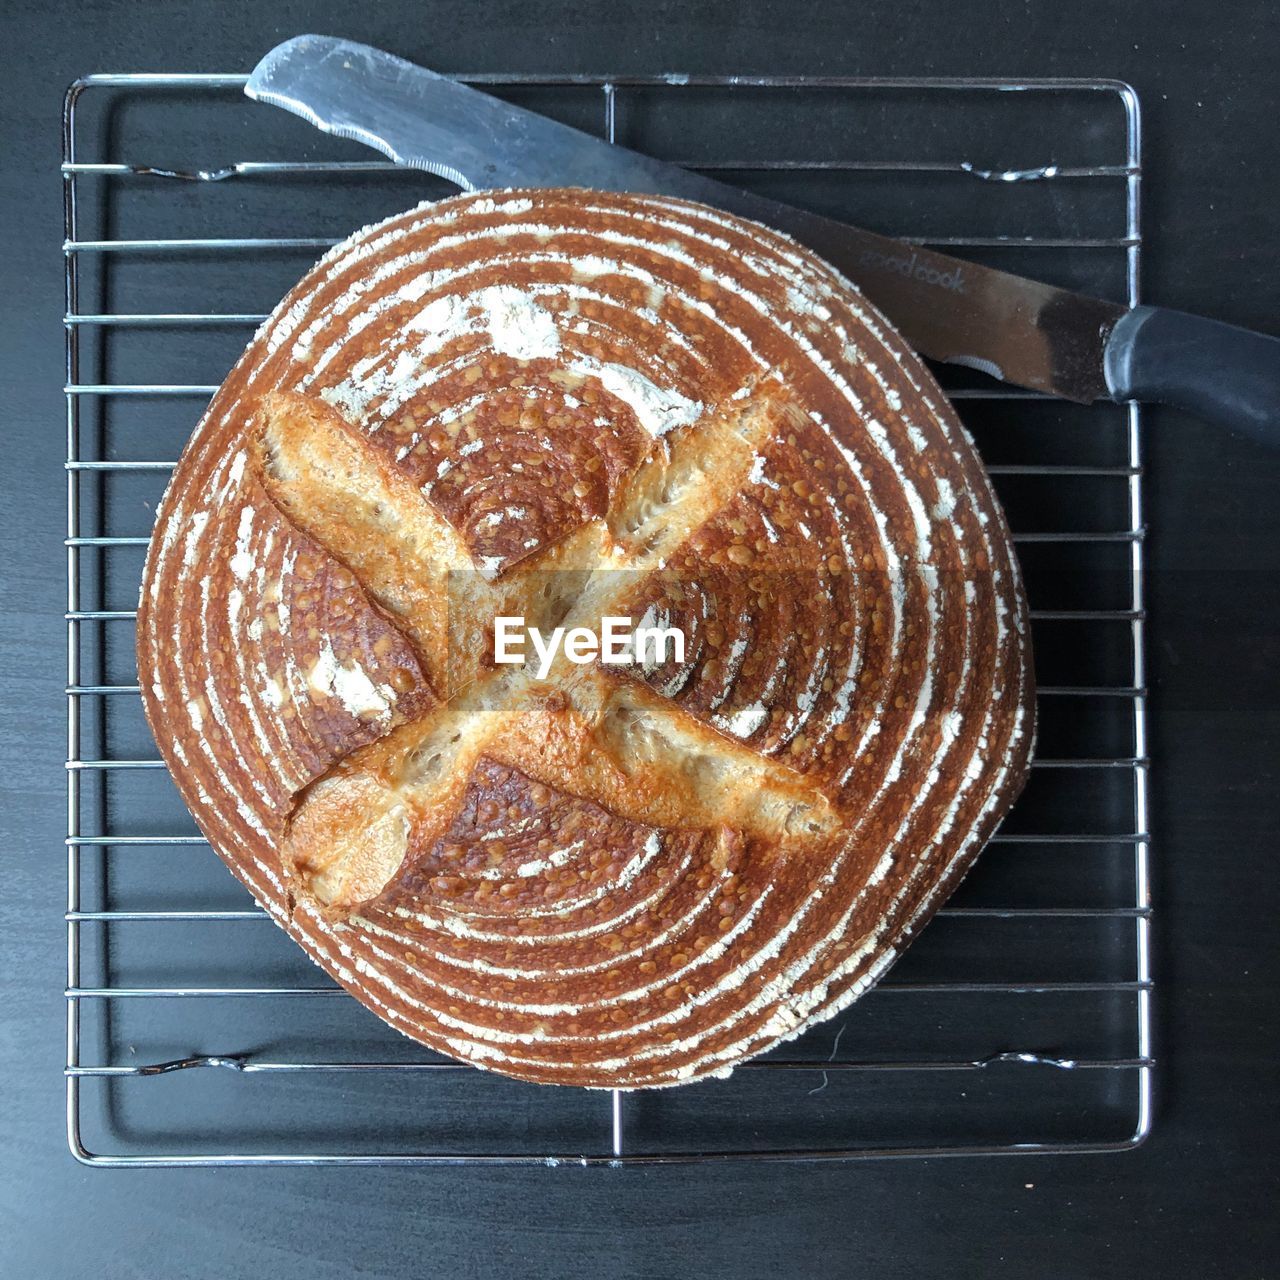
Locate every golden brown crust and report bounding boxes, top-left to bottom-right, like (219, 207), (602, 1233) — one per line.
(137, 188), (1034, 1088)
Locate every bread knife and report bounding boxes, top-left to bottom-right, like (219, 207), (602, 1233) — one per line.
(247, 35), (1280, 440)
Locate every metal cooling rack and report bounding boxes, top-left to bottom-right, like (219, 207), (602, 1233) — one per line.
(64, 71), (1151, 1166)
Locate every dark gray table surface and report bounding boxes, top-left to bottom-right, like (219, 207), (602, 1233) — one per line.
(2, 1), (1277, 1276)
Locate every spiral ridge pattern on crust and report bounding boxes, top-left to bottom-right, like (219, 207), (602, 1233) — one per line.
(137, 188), (1034, 1088)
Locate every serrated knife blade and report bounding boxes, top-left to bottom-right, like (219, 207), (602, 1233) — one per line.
(246, 35), (1280, 438)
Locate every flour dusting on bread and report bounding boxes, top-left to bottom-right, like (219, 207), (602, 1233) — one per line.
(137, 188), (1034, 1089)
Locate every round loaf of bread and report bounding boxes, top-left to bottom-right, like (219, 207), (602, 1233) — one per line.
(137, 188), (1034, 1088)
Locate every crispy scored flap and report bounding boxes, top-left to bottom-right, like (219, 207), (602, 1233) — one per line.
(137, 188), (1034, 1089)
(254, 388), (837, 917)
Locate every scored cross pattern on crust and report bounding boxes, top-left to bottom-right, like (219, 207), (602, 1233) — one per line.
(252, 388), (839, 918)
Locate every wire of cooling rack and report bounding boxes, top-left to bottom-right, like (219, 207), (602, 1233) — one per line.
(64, 71), (1151, 1166)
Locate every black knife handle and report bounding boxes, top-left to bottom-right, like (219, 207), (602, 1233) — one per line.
(1104, 305), (1280, 442)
